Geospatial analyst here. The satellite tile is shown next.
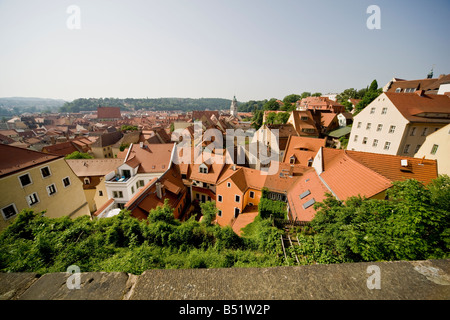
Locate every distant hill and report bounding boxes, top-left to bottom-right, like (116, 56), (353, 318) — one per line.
(59, 97), (236, 113)
(0, 97), (67, 116)
(0, 97), (66, 108)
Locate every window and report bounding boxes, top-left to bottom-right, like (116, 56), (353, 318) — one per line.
(357, 122), (362, 129)
(131, 186), (135, 194)
(395, 88), (402, 93)
(354, 135), (358, 142)
(289, 156), (295, 164)
(122, 170), (131, 179)
(234, 208), (240, 218)
(217, 210), (222, 217)
(19, 173), (32, 187)
(40, 166), (51, 178)
(227, 182), (231, 188)
(377, 124), (383, 132)
(235, 195), (240, 203)
(218, 195), (223, 202)
(62, 177), (71, 188)
(84, 178), (90, 185)
(113, 191), (123, 198)
(46, 184), (57, 196)
(381, 107), (387, 115)
(414, 144), (421, 154)
(366, 123), (371, 130)
(27, 192), (39, 206)
(389, 125), (396, 134)
(99, 190), (103, 196)
(431, 144), (439, 155)
(403, 144), (410, 154)
(196, 193), (200, 200)
(370, 107), (375, 114)
(372, 139), (378, 147)
(410, 127), (416, 136)
(421, 128), (428, 136)
(1, 204), (18, 220)
(300, 116), (309, 121)
(362, 137), (368, 145)
(384, 141), (391, 150)
(249, 191), (255, 199)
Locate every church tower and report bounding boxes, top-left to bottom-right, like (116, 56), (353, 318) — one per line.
(230, 95), (238, 117)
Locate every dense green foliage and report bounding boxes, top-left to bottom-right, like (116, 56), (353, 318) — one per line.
(1, 178), (447, 275)
(0, 201), (282, 275)
(258, 198), (287, 220)
(291, 178), (450, 265)
(335, 79), (382, 114)
(264, 112), (290, 125)
(59, 97), (233, 113)
(64, 151), (94, 159)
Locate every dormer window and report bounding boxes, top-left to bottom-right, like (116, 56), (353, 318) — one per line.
(199, 163), (208, 174)
(289, 155), (296, 164)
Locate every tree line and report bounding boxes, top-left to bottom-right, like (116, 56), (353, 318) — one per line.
(59, 97), (234, 113)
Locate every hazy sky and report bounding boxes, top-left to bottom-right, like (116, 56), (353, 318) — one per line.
(1, 0), (449, 102)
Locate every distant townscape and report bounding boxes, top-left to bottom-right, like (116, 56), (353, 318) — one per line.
(0, 72), (449, 272)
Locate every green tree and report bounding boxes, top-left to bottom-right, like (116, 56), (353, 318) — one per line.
(65, 151), (94, 159)
(200, 201), (217, 226)
(263, 98), (281, 111)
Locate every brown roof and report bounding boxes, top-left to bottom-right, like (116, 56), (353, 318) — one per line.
(0, 144), (62, 178)
(385, 92), (450, 123)
(282, 136), (326, 165)
(97, 106), (121, 119)
(386, 75), (450, 93)
(125, 166), (186, 219)
(123, 143), (174, 173)
(65, 158), (124, 176)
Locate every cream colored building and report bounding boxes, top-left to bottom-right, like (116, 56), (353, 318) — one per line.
(65, 158), (124, 213)
(347, 92), (450, 157)
(0, 144), (90, 231)
(415, 123), (450, 175)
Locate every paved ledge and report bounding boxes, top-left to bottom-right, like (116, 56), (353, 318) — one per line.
(1, 259), (449, 300)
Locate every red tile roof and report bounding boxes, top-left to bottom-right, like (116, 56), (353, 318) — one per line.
(282, 136), (326, 165)
(385, 92), (450, 123)
(123, 143), (174, 173)
(0, 144), (61, 178)
(319, 148), (438, 200)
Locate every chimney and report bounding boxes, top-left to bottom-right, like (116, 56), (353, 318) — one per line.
(232, 164), (236, 171)
(415, 90), (424, 96)
(140, 142), (144, 148)
(156, 182), (162, 199)
(289, 164), (294, 177)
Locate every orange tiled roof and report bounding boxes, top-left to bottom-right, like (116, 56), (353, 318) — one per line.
(385, 92), (450, 123)
(320, 148), (392, 200)
(287, 169), (329, 221)
(319, 148), (438, 200)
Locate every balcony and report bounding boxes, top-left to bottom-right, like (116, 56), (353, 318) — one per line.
(108, 175), (131, 183)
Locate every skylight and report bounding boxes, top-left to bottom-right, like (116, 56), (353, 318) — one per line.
(302, 198), (316, 209)
(299, 189), (311, 199)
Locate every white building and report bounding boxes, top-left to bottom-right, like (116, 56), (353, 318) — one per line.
(347, 91), (450, 157)
(104, 142), (176, 208)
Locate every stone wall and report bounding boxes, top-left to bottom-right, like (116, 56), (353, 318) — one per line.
(1, 259), (449, 300)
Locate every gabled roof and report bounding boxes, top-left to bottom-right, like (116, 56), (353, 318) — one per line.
(385, 92), (450, 123)
(122, 143), (175, 173)
(0, 144), (62, 178)
(320, 148), (392, 200)
(282, 136), (326, 165)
